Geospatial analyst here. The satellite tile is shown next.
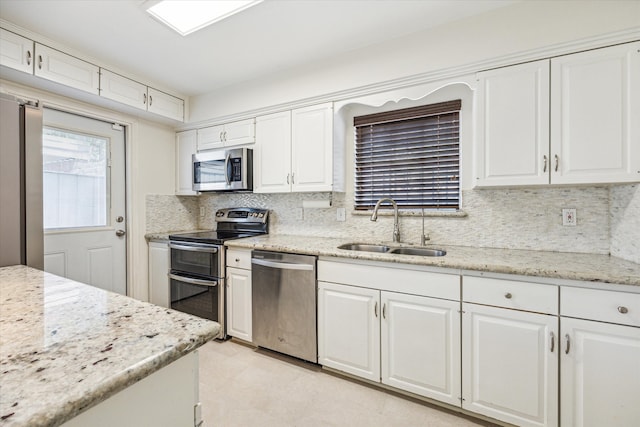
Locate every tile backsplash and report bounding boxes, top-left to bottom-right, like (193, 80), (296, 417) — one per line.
(146, 184), (639, 264)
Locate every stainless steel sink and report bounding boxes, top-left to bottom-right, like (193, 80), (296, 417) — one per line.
(337, 243), (392, 253)
(388, 247), (446, 257)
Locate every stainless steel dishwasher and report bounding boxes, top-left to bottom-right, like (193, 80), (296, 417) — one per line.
(251, 250), (317, 363)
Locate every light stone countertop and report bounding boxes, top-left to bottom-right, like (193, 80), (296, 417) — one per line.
(145, 229), (208, 243)
(225, 235), (640, 287)
(0, 265), (220, 427)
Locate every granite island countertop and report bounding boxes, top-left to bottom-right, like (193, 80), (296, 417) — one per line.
(0, 265), (220, 427)
(226, 235), (640, 288)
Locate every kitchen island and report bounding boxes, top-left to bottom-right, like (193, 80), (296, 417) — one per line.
(0, 265), (220, 427)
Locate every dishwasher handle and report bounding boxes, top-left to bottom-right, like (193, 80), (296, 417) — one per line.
(251, 258), (314, 271)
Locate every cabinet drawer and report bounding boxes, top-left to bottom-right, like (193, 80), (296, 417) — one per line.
(318, 260), (459, 300)
(561, 287), (640, 327)
(226, 249), (251, 270)
(463, 276), (558, 314)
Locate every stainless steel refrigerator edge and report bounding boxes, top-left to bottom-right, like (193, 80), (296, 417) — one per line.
(0, 94), (44, 269)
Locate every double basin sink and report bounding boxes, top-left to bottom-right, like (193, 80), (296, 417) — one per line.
(337, 243), (446, 257)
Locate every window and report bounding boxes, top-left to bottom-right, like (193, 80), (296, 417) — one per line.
(353, 100), (461, 211)
(43, 127), (109, 229)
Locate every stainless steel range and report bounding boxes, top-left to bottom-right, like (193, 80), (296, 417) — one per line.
(168, 207), (268, 338)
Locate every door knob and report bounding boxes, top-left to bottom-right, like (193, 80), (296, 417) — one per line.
(116, 216), (124, 223)
(115, 229), (126, 237)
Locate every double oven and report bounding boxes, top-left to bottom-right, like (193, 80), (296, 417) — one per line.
(168, 207), (268, 338)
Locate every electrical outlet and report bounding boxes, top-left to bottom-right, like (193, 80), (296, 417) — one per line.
(295, 208), (303, 220)
(199, 207), (205, 217)
(562, 208), (577, 226)
(336, 208), (346, 222)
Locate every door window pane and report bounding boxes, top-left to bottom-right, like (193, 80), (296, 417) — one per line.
(43, 127), (109, 229)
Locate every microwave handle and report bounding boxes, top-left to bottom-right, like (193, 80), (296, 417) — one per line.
(224, 153), (231, 185)
(168, 273), (218, 287)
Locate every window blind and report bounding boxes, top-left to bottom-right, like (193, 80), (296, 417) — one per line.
(354, 100), (461, 210)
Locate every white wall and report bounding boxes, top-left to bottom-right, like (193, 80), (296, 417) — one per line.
(189, 1), (640, 122)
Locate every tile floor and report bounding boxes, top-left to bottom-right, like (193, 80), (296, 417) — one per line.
(198, 340), (498, 427)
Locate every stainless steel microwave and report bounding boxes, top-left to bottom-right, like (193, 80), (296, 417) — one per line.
(192, 148), (253, 192)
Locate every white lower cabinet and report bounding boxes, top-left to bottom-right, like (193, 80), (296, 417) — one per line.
(317, 259), (461, 404)
(461, 275), (559, 427)
(226, 248), (253, 342)
(560, 286), (640, 427)
(462, 303), (558, 427)
(148, 241), (169, 308)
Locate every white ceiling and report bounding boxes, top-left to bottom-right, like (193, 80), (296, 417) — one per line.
(0, 0), (516, 97)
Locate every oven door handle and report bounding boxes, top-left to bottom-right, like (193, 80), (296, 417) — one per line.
(168, 273), (218, 287)
(168, 243), (219, 253)
(251, 258), (314, 271)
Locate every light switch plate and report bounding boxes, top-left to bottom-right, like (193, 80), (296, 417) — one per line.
(336, 208), (346, 222)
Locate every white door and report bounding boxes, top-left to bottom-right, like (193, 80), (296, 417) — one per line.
(43, 108), (127, 295)
(462, 303), (558, 427)
(317, 281), (380, 381)
(561, 317), (640, 427)
(381, 291), (461, 406)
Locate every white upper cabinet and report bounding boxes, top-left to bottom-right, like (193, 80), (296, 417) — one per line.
(475, 41), (640, 187)
(147, 87), (184, 122)
(475, 60), (550, 186)
(100, 69), (147, 109)
(254, 102), (334, 193)
(175, 130), (197, 195)
(197, 118), (255, 151)
(100, 70), (184, 121)
(254, 110), (293, 193)
(291, 103), (334, 192)
(550, 42), (640, 184)
(35, 43), (100, 95)
(0, 28), (34, 73)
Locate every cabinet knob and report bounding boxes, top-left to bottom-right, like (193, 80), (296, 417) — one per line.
(618, 306), (629, 314)
(504, 292), (512, 299)
(235, 258), (240, 263)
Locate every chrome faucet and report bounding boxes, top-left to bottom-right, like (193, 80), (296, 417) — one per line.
(420, 207), (430, 246)
(370, 198), (400, 243)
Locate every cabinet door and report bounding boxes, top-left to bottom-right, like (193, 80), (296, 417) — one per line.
(226, 266), (252, 342)
(197, 125), (224, 151)
(550, 42), (640, 184)
(381, 292), (461, 405)
(148, 242), (170, 308)
(462, 303), (558, 427)
(0, 28), (34, 73)
(291, 103), (333, 192)
(147, 87), (184, 122)
(34, 43), (99, 94)
(318, 281), (380, 381)
(100, 69), (147, 110)
(254, 111), (292, 193)
(561, 317), (640, 427)
(175, 130), (198, 195)
(224, 118), (255, 147)
(475, 60), (550, 187)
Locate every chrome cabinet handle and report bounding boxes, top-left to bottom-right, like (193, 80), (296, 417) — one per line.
(543, 155), (547, 173)
(550, 332), (555, 353)
(565, 334), (571, 355)
(382, 303), (386, 319)
(618, 306), (629, 314)
(115, 229), (125, 237)
(143, 93), (147, 105)
(286, 174), (290, 184)
(374, 301), (378, 318)
(291, 173), (295, 184)
(38, 54), (43, 70)
(504, 292), (512, 299)
(149, 95), (152, 106)
(26, 50), (32, 65)
(554, 154), (559, 172)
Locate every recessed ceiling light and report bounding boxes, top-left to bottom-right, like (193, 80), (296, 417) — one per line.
(146, 0), (263, 36)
